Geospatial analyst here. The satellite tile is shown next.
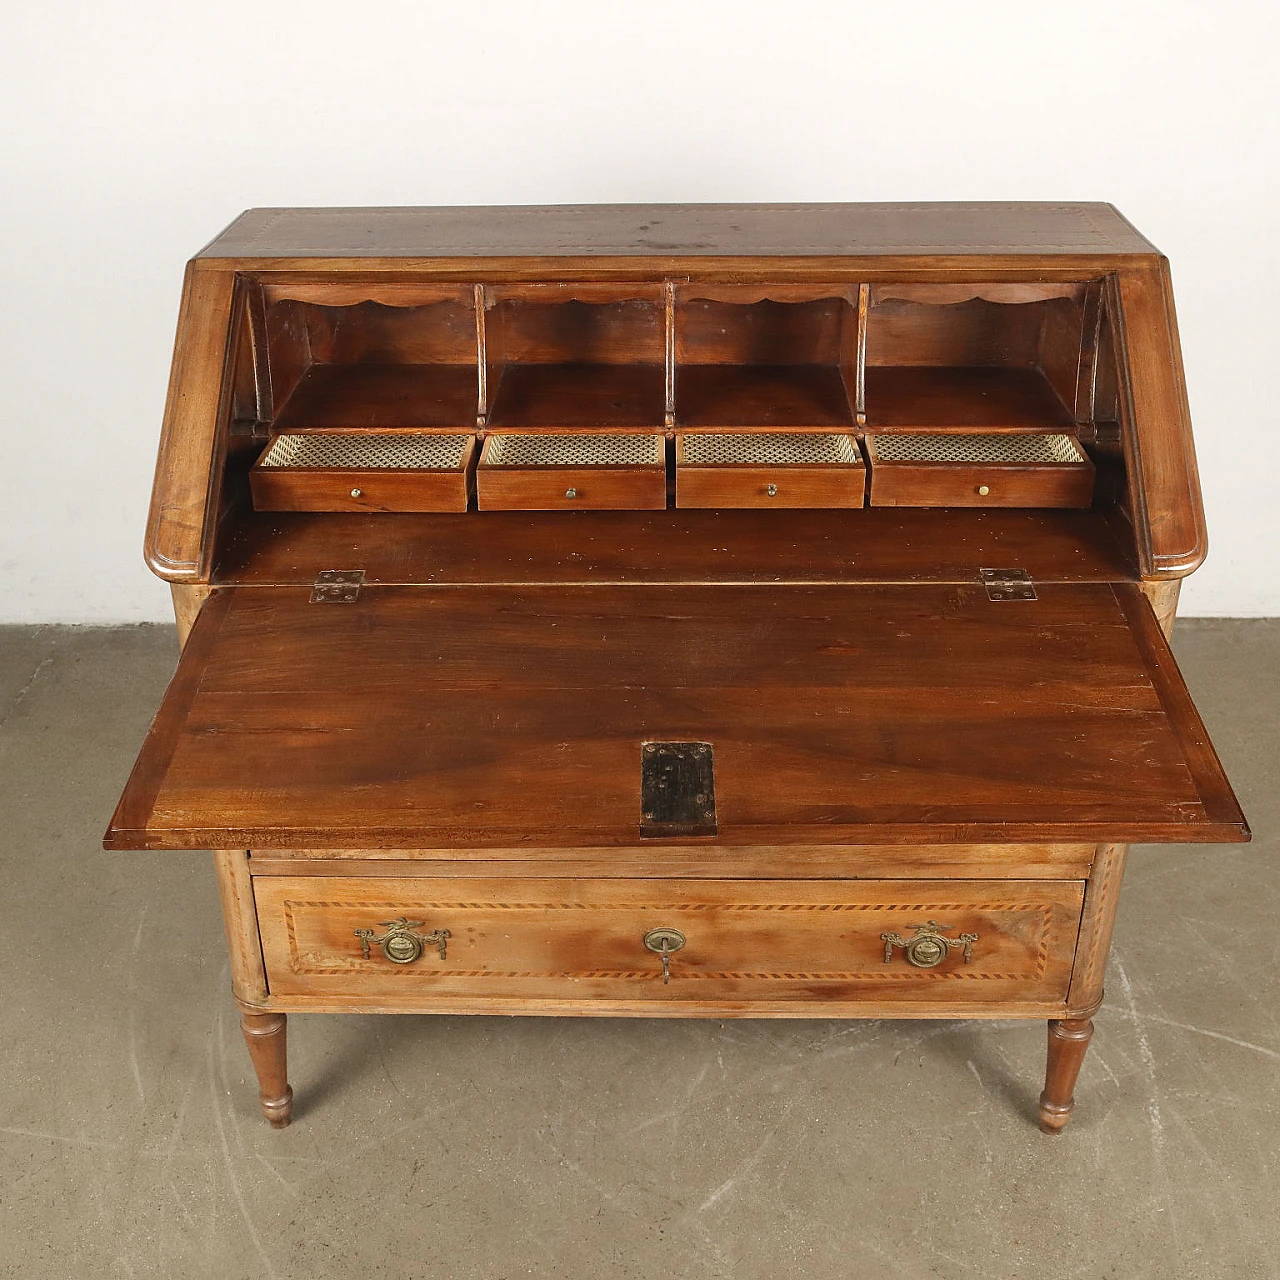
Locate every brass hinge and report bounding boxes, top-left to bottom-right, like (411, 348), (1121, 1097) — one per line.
(979, 568), (1037, 601)
(311, 569), (364, 603)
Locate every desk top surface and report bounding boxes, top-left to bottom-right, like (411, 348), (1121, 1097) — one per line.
(198, 203), (1159, 261)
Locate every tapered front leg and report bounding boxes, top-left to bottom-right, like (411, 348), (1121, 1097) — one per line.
(240, 1010), (293, 1128)
(1038, 1017), (1094, 1134)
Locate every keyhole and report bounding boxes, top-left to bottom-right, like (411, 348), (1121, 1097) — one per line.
(643, 927), (686, 984)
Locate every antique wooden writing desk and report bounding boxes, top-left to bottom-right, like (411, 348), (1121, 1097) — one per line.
(108, 203), (1248, 1132)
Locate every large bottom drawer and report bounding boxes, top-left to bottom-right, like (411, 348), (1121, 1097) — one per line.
(255, 876), (1084, 1007)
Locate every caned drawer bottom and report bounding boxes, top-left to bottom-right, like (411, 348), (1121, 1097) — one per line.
(255, 877), (1085, 1007)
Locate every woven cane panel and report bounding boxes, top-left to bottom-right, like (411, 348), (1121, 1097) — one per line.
(681, 432), (861, 466)
(872, 433), (1084, 464)
(260, 433), (470, 469)
(485, 434), (664, 467)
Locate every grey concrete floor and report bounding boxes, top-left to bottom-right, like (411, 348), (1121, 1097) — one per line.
(0, 620), (1276, 1279)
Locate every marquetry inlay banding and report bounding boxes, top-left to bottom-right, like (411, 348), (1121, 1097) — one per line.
(281, 900), (1056, 982)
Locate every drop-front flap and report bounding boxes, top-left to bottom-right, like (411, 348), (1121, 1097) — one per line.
(105, 582), (1246, 851)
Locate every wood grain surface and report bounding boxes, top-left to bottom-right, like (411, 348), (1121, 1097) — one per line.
(253, 875), (1085, 1008)
(864, 436), (1095, 509)
(197, 203), (1158, 260)
(249, 436), (476, 513)
(213, 507), (1138, 584)
(105, 582), (1246, 851)
(674, 462), (866, 509)
(272, 364), (478, 431)
(144, 267), (239, 581)
(486, 364), (666, 430)
(245, 843), (1098, 879)
(863, 367), (1076, 432)
(674, 365), (855, 430)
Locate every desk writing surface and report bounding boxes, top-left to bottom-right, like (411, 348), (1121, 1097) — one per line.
(106, 583), (1245, 851)
(214, 509), (1137, 586)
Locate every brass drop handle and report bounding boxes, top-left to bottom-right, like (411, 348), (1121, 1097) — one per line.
(355, 917), (450, 965)
(643, 927), (686, 984)
(880, 920), (977, 969)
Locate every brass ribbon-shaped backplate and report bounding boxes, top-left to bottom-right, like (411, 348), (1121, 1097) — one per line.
(355, 917), (450, 965)
(880, 920), (977, 969)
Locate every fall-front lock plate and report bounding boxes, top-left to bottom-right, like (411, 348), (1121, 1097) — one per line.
(640, 741), (717, 838)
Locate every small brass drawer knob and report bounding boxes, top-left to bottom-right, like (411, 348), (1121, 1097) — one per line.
(355, 917), (450, 965)
(766, 483), (778, 497)
(565, 487), (578, 499)
(976, 485), (990, 496)
(643, 927), (686, 984)
(350, 487), (363, 498)
(880, 920), (977, 969)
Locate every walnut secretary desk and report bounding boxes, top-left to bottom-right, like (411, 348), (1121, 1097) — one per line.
(107, 203), (1248, 1133)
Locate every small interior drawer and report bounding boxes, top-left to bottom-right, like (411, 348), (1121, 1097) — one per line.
(675, 432), (865, 508)
(249, 432), (476, 512)
(476, 433), (667, 511)
(864, 432), (1095, 508)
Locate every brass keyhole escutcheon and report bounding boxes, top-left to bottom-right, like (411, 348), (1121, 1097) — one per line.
(643, 927), (686, 984)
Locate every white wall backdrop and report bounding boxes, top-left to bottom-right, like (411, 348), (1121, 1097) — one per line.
(3, 0), (1276, 621)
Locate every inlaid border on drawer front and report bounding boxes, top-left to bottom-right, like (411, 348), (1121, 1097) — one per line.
(253, 876), (1085, 1011)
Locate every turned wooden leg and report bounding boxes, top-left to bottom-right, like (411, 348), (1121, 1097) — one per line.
(1038, 1017), (1094, 1134)
(240, 1010), (293, 1129)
